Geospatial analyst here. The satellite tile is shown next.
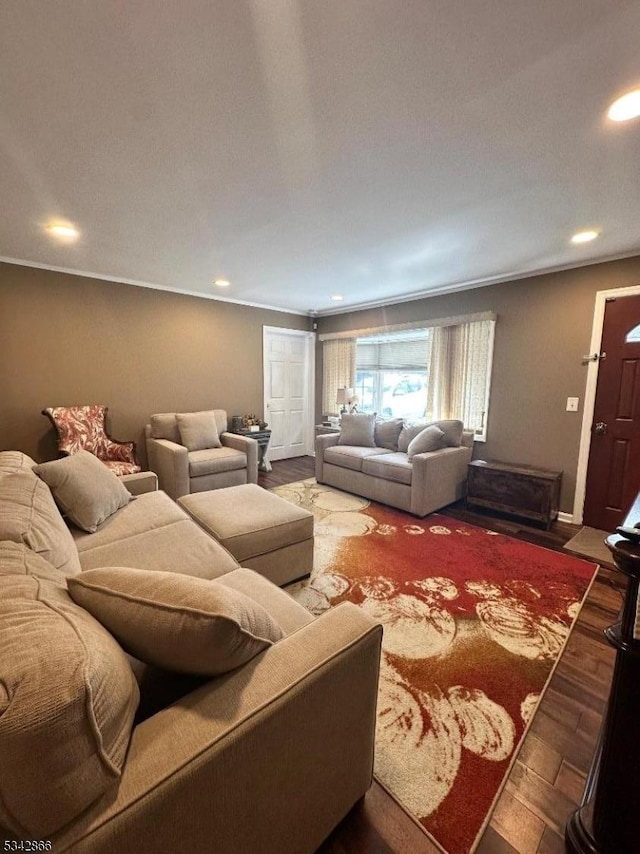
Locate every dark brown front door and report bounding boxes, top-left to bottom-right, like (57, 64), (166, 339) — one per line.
(583, 293), (640, 531)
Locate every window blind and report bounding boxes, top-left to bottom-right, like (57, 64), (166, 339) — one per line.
(356, 332), (431, 371)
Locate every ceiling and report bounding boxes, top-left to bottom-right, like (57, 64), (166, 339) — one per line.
(1, 1), (639, 316)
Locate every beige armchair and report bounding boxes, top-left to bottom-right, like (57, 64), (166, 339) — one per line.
(145, 410), (258, 500)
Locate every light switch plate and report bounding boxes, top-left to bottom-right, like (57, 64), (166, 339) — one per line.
(566, 397), (579, 412)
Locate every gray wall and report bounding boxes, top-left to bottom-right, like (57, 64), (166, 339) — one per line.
(0, 262), (310, 465)
(316, 255), (640, 514)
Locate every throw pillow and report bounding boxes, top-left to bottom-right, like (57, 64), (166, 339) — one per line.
(338, 412), (376, 447)
(176, 411), (221, 451)
(0, 543), (139, 838)
(407, 424), (446, 458)
(374, 417), (404, 451)
(68, 566), (285, 675)
(398, 421), (429, 454)
(34, 450), (131, 533)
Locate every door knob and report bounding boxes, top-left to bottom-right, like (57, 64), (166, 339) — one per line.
(594, 422), (607, 435)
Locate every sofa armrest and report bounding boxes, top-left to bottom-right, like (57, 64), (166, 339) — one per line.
(410, 445), (473, 516)
(55, 603), (382, 854)
(315, 432), (340, 482)
(220, 432), (258, 484)
(118, 471), (158, 496)
(145, 436), (189, 500)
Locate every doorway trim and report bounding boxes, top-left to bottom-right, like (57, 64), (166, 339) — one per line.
(263, 326), (316, 457)
(573, 283), (640, 524)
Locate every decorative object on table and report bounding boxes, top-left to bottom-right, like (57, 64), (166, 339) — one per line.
(42, 404), (140, 476)
(275, 478), (598, 854)
(230, 415), (243, 432)
(336, 387), (354, 416)
(241, 413), (268, 430)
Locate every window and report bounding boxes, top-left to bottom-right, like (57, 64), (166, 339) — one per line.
(356, 330), (432, 420)
(625, 324), (640, 343)
(353, 320), (494, 440)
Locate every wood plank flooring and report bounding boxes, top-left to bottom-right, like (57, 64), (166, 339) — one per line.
(259, 457), (623, 854)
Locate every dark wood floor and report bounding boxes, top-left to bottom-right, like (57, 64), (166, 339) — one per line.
(259, 457), (623, 854)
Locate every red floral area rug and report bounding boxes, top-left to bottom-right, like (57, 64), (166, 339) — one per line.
(273, 479), (598, 854)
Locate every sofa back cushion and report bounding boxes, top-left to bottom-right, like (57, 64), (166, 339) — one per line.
(0, 542), (139, 838)
(150, 410), (228, 445)
(150, 412), (182, 443)
(0, 451), (81, 577)
(374, 417), (404, 451)
(432, 419), (465, 447)
(338, 413), (376, 448)
(398, 421), (429, 453)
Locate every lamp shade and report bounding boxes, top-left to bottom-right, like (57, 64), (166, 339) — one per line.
(336, 387), (354, 405)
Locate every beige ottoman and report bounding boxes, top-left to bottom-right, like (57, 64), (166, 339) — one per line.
(178, 484), (313, 586)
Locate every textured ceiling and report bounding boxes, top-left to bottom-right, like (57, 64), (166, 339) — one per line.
(1, 1), (639, 315)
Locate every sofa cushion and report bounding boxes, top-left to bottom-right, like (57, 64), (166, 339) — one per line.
(407, 424), (445, 458)
(0, 543), (139, 838)
(432, 419), (465, 447)
(338, 412), (376, 447)
(150, 412), (181, 443)
(70, 484), (239, 579)
(72, 490), (187, 550)
(362, 452), (414, 485)
(188, 447), (247, 477)
(34, 450), (131, 533)
(324, 445), (392, 472)
(68, 567), (284, 676)
(0, 454), (81, 577)
(177, 411), (222, 452)
(217, 568), (315, 635)
(374, 417), (404, 451)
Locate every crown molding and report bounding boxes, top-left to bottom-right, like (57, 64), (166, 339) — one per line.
(313, 250), (640, 317)
(0, 256), (309, 317)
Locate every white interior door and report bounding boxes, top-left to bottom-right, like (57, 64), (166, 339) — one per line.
(263, 327), (315, 461)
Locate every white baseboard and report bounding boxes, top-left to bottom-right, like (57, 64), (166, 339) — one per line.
(558, 511), (576, 525)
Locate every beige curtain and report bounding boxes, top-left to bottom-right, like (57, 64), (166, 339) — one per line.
(322, 338), (356, 415)
(426, 321), (492, 433)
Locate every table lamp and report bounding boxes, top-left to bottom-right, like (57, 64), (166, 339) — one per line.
(336, 387), (354, 415)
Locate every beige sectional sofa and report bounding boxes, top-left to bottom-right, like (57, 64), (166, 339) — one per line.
(316, 416), (474, 516)
(0, 451), (382, 853)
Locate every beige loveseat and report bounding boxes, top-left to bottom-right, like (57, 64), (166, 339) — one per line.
(0, 451), (382, 854)
(145, 409), (258, 500)
(316, 416), (474, 516)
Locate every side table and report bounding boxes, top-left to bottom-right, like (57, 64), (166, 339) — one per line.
(232, 429), (272, 473)
(315, 424), (340, 437)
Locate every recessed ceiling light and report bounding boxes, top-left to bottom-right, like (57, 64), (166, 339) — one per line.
(330, 294), (344, 302)
(213, 278), (230, 287)
(46, 222), (79, 241)
(571, 230), (599, 244)
(607, 89), (640, 122)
